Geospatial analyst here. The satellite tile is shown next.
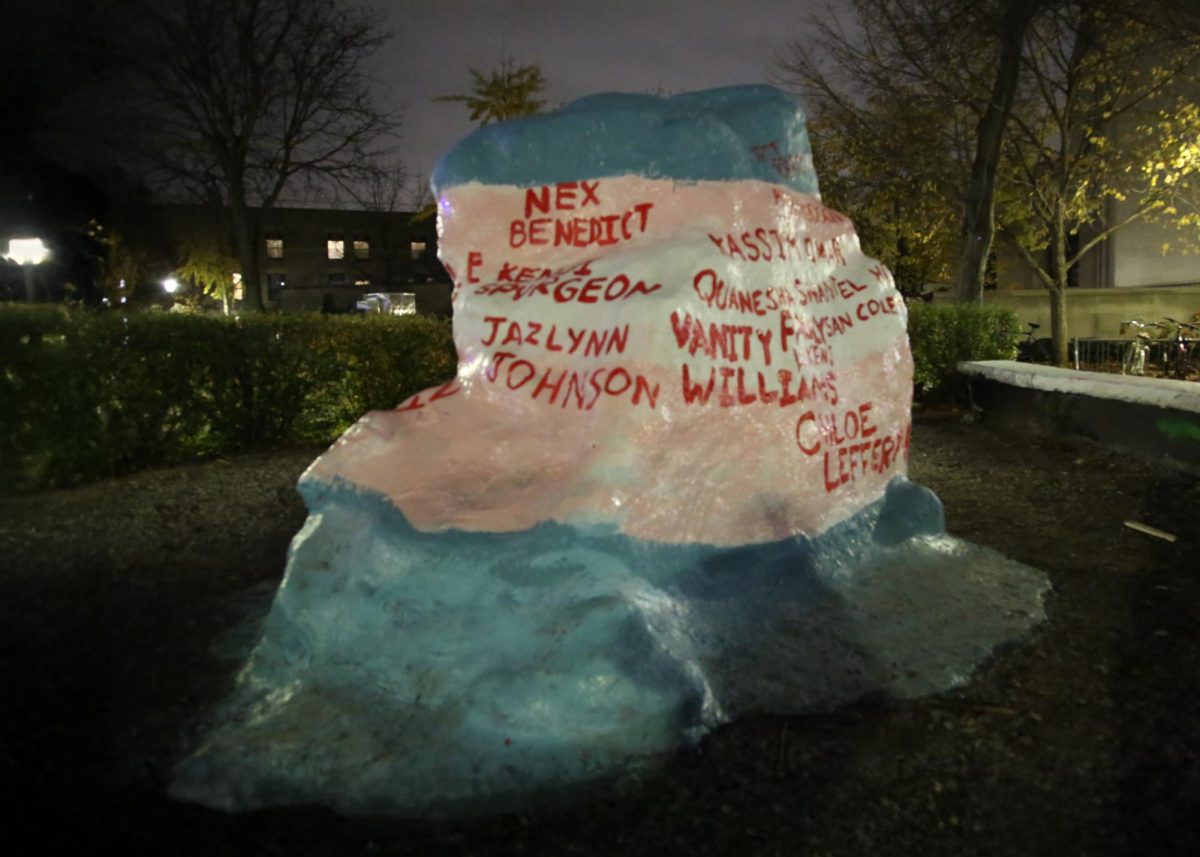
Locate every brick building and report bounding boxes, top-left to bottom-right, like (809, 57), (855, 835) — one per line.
(162, 204), (453, 314)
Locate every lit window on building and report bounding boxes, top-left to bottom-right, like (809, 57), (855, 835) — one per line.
(232, 272), (243, 301)
(328, 272), (347, 286)
(411, 240), (427, 260)
(354, 275), (371, 287)
(327, 234), (345, 260)
(352, 235), (370, 260)
(265, 231), (284, 259)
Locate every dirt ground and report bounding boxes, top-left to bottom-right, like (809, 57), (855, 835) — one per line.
(1, 416), (1197, 856)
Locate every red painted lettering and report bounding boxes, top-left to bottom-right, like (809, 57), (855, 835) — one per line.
(532, 368), (567, 404)
(681, 364), (716, 405)
(524, 186), (550, 218)
(579, 180), (600, 206)
(481, 315), (504, 347)
(555, 181), (578, 210)
(796, 411), (820, 454)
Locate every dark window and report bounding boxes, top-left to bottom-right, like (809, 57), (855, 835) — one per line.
(267, 272), (286, 297)
(352, 235), (370, 260)
(327, 272), (347, 286)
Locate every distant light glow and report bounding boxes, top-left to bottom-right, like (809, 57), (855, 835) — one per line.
(163, 277), (180, 294)
(4, 237), (49, 265)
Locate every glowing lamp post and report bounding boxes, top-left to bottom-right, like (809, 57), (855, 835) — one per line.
(4, 238), (50, 301)
(162, 276), (183, 309)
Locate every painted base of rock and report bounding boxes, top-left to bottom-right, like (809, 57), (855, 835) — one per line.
(171, 477), (1048, 816)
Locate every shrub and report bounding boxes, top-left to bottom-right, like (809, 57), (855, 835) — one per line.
(0, 307), (456, 491)
(0, 305), (105, 487)
(302, 314), (459, 438)
(0, 299), (1024, 487)
(907, 301), (1020, 401)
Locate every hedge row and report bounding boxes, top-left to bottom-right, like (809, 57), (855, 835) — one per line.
(906, 300), (1020, 400)
(0, 306), (456, 491)
(1, 301), (1018, 491)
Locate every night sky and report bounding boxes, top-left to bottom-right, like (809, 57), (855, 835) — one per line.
(376, 0), (829, 183)
(0, 0), (838, 224)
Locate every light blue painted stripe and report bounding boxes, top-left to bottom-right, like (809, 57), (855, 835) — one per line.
(431, 85), (819, 195)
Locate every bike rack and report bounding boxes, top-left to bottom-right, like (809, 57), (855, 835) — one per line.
(1070, 338), (1174, 373)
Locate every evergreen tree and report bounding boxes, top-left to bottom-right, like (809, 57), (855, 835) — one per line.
(436, 59), (547, 125)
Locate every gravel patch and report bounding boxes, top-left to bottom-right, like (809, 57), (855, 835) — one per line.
(1, 420), (1197, 855)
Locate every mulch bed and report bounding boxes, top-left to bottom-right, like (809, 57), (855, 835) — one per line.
(1, 418), (1197, 856)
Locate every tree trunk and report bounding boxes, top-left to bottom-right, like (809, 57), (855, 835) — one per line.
(955, 0), (1037, 302)
(228, 196), (265, 312)
(1049, 205), (1071, 366)
(1049, 285), (1069, 367)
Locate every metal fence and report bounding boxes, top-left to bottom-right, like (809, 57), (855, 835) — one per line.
(1070, 338), (1176, 374)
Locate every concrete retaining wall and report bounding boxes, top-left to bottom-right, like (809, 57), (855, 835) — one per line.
(958, 361), (1200, 470)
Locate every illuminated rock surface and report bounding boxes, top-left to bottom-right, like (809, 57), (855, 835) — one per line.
(172, 86), (1049, 815)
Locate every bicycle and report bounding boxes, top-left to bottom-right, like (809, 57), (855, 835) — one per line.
(1161, 317), (1200, 381)
(1117, 319), (1159, 376)
(1017, 322), (1054, 364)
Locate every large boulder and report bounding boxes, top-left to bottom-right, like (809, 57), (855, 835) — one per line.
(173, 86), (1048, 815)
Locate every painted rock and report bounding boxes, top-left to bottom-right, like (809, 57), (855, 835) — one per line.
(309, 86), (911, 544)
(173, 86), (1048, 815)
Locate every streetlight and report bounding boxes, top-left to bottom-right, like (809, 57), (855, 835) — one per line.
(3, 237), (50, 301)
(162, 276), (182, 310)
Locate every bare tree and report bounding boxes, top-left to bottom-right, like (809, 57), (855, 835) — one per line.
(355, 159), (413, 288)
(957, 0), (1043, 303)
(779, 0), (1200, 326)
(779, 0), (1043, 303)
(405, 169), (436, 213)
(1142, 0), (1200, 35)
(121, 0), (398, 311)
